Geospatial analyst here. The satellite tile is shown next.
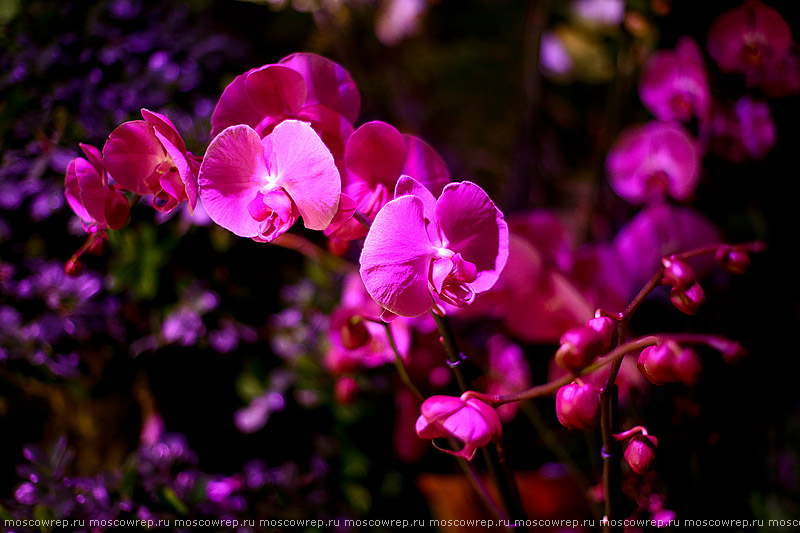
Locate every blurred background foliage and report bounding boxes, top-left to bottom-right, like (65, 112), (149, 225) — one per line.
(1, 0), (800, 529)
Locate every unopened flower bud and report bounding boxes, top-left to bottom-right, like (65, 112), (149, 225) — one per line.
(64, 258), (82, 277)
(340, 316), (370, 350)
(637, 341), (679, 385)
(672, 347), (701, 385)
(556, 326), (605, 371)
(335, 376), (359, 404)
(556, 381), (600, 430)
(587, 316), (616, 350)
(661, 258), (695, 290)
(715, 247), (751, 275)
(670, 282), (705, 315)
(624, 434), (658, 474)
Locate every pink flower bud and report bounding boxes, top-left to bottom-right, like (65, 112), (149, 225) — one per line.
(637, 342), (680, 385)
(661, 258), (695, 291)
(64, 258), (82, 277)
(339, 316), (370, 350)
(624, 434), (658, 474)
(715, 247), (751, 275)
(587, 316), (616, 350)
(672, 347), (702, 385)
(556, 381), (600, 430)
(335, 376), (359, 404)
(555, 326), (605, 371)
(670, 282), (705, 315)
(415, 394), (502, 460)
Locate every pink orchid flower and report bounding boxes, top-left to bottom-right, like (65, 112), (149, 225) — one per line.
(415, 393), (502, 460)
(359, 176), (508, 320)
(639, 37), (710, 123)
(606, 121), (700, 205)
(707, 0), (791, 76)
(326, 120), (450, 241)
(210, 53), (360, 162)
(102, 109), (199, 213)
(198, 120), (341, 242)
(65, 143), (130, 232)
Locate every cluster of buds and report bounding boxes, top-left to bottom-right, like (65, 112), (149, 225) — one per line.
(661, 257), (705, 315)
(556, 380), (601, 430)
(637, 339), (701, 386)
(555, 315), (616, 372)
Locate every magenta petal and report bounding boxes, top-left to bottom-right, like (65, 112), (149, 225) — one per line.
(420, 395), (465, 422)
(244, 65), (307, 119)
(65, 159), (97, 224)
(267, 120), (341, 230)
(198, 125), (269, 238)
(141, 108), (187, 153)
(104, 189), (130, 231)
(360, 195), (436, 317)
(402, 134), (450, 196)
(395, 175), (437, 221)
(294, 105), (354, 162)
(78, 143), (104, 175)
(211, 69), (262, 138)
(103, 121), (166, 195)
(434, 181), (509, 293)
(75, 159), (108, 224)
(345, 121), (408, 188)
(279, 52), (360, 123)
(152, 127), (196, 212)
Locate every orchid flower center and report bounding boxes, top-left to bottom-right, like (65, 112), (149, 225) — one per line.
(430, 249), (479, 308)
(247, 186), (298, 241)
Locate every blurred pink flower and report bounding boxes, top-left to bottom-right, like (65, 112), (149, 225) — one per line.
(198, 120), (340, 242)
(359, 176), (508, 319)
(210, 53), (360, 163)
(464, 211), (593, 343)
(709, 96), (776, 162)
(326, 121), (450, 241)
(65, 143), (130, 232)
(486, 335), (531, 422)
(750, 43), (800, 97)
(606, 121), (700, 205)
(415, 393), (502, 460)
(707, 0), (791, 76)
(102, 109), (199, 213)
(639, 37), (710, 123)
(613, 204), (721, 292)
(375, 0), (430, 46)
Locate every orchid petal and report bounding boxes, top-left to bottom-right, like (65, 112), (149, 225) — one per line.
(360, 195), (436, 318)
(345, 121), (408, 189)
(279, 52), (360, 123)
(198, 125), (269, 238)
(103, 121), (167, 195)
(402, 134), (450, 196)
(435, 181), (509, 292)
(245, 65), (307, 119)
(268, 120), (341, 231)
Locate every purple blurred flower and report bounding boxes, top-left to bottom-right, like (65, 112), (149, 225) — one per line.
(640, 37), (710, 123)
(606, 121), (700, 205)
(709, 96), (776, 162)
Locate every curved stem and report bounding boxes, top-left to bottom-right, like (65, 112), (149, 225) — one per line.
(431, 311), (525, 522)
(464, 336), (659, 406)
(384, 323), (424, 402)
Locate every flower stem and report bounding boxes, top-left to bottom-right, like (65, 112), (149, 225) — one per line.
(384, 323), (424, 402)
(431, 311), (525, 522)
